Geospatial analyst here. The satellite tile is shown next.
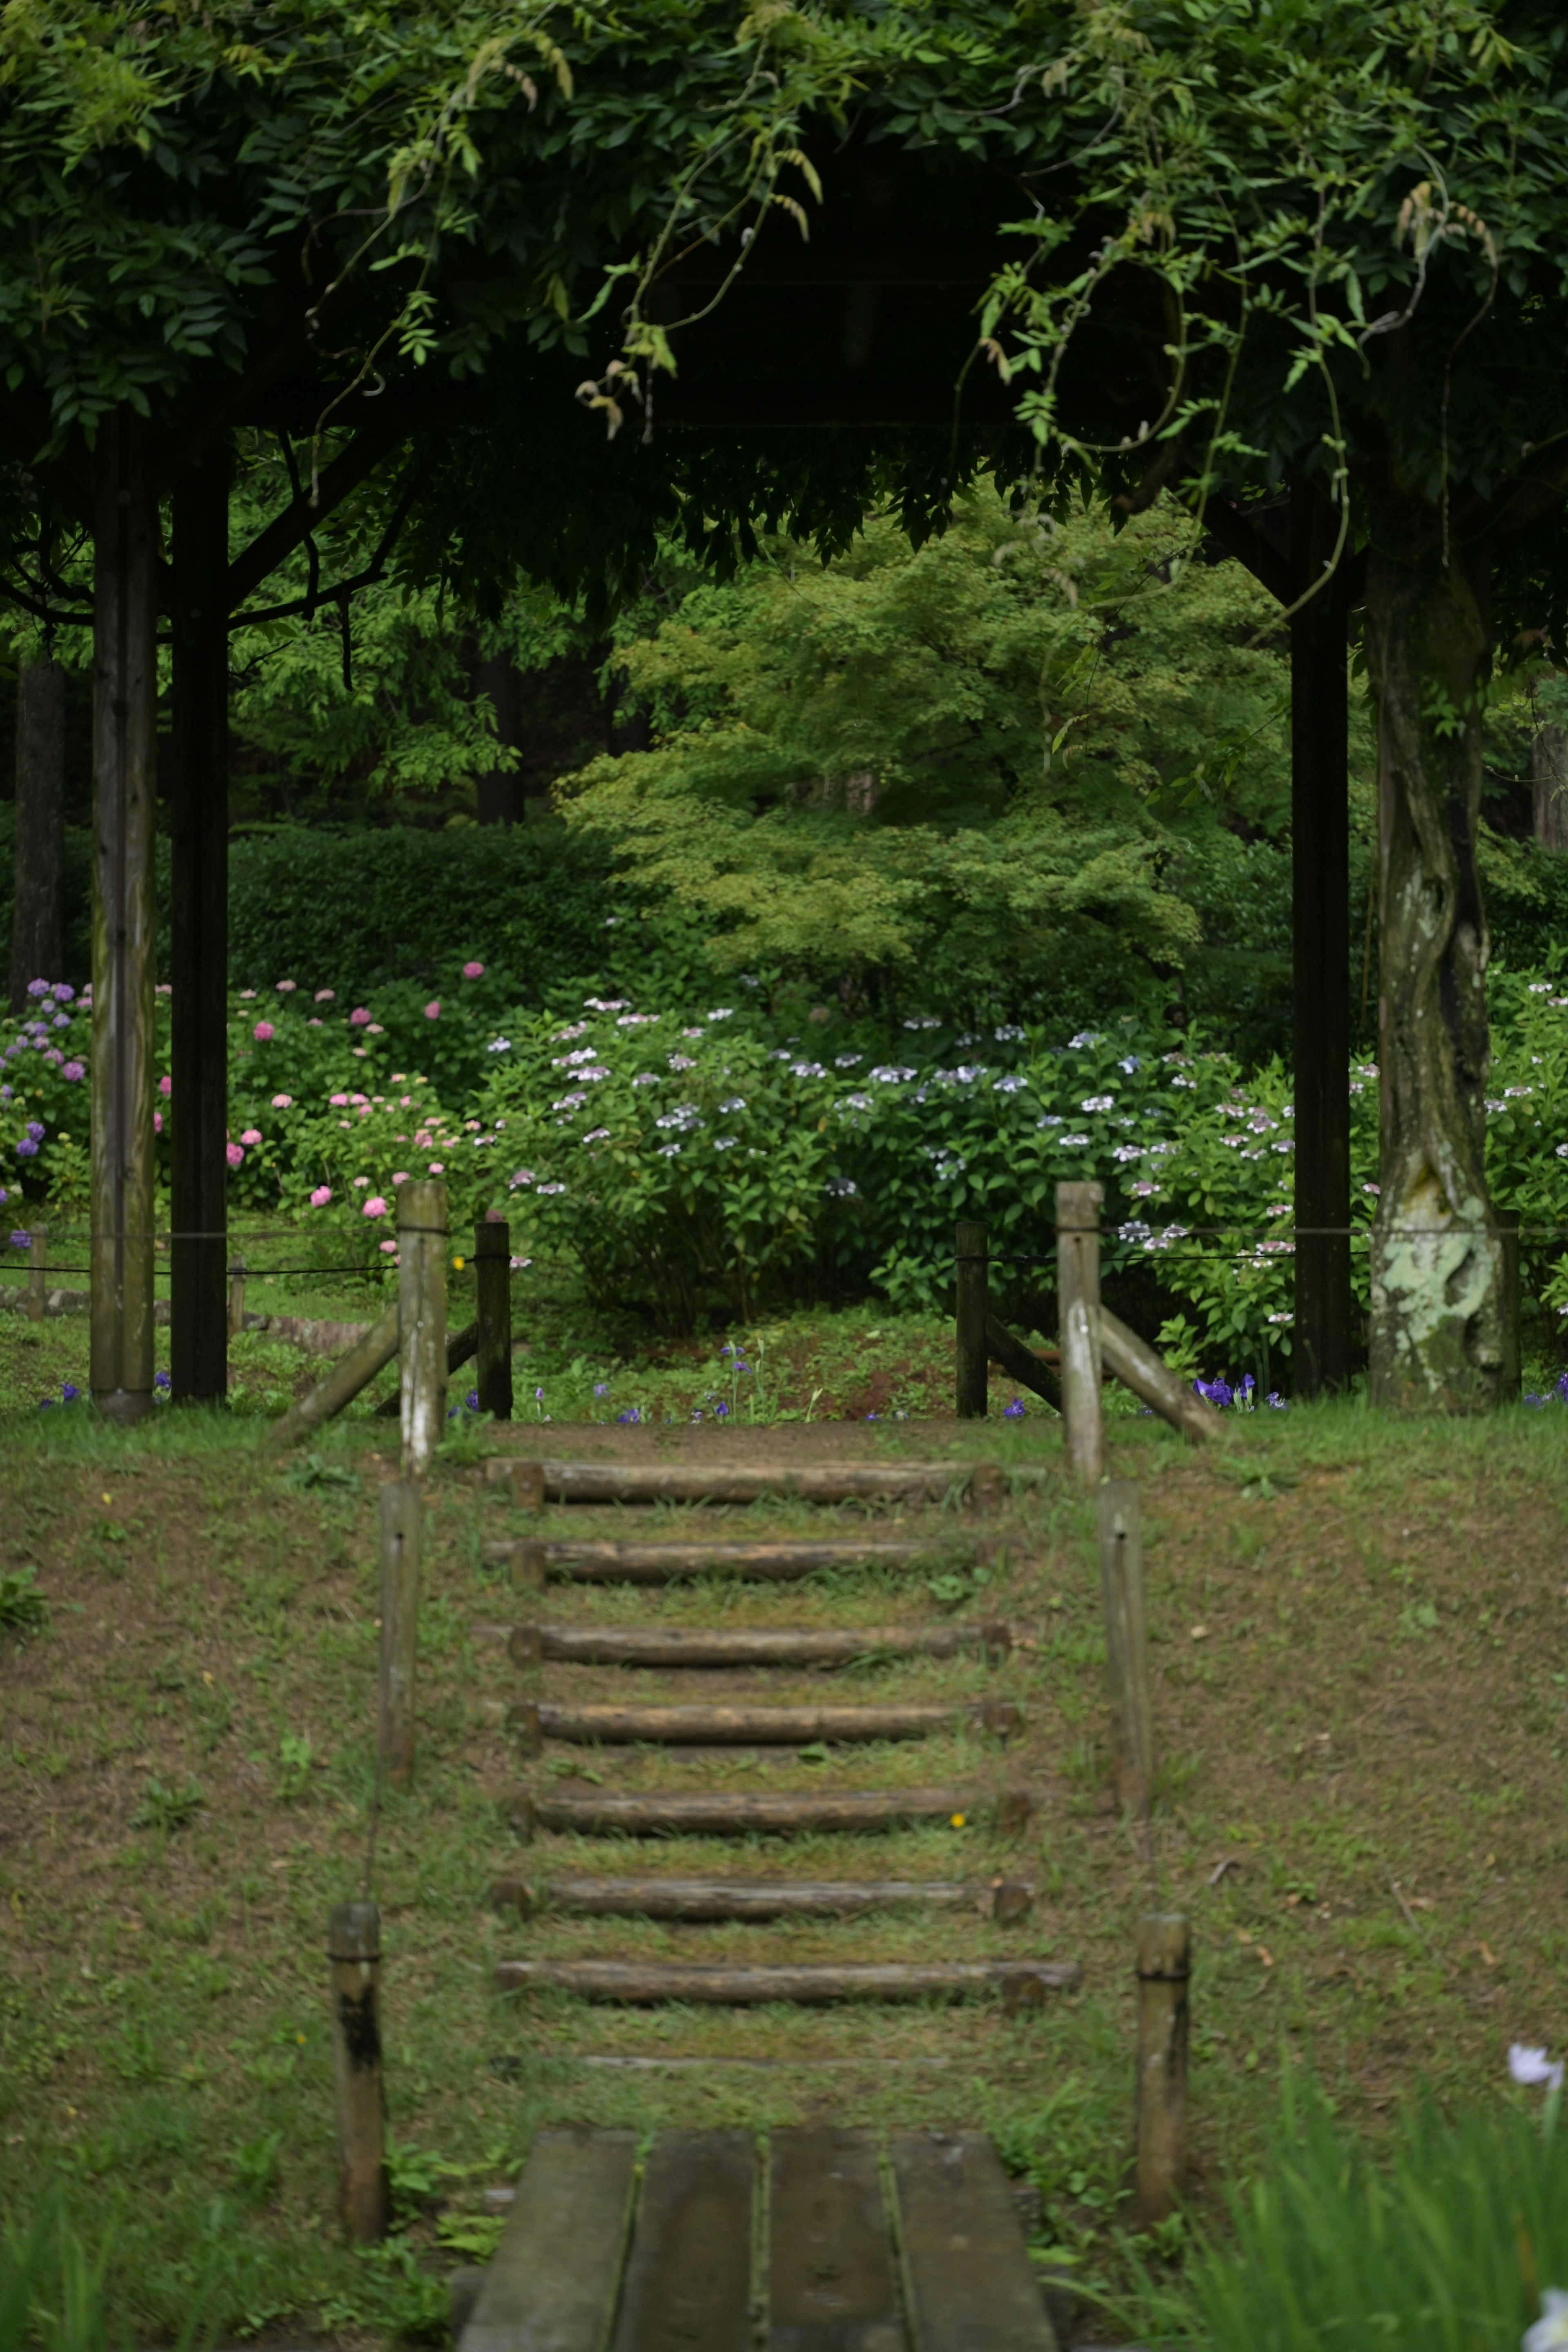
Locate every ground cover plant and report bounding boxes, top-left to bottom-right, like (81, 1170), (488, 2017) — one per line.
(6, 958), (1568, 1387)
(2, 1392), (1568, 2345)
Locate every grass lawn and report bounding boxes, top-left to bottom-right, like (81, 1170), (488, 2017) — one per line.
(1, 1298), (1566, 2343)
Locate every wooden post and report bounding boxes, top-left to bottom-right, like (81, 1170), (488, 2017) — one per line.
(90, 404), (159, 1425)
(267, 1299), (399, 1450)
(327, 1900), (390, 2245)
(474, 1217), (513, 1420)
(1135, 1914), (1190, 2227)
(378, 1479), (421, 1793)
(1096, 1480), (1153, 1815)
(1057, 1180), (1104, 1488)
(397, 1178), (447, 1476)
(955, 1220), (989, 1418)
(170, 444), (232, 1405)
(227, 1256), (247, 1341)
(26, 1223), (47, 1323)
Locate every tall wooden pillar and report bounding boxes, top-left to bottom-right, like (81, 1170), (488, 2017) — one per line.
(1290, 479), (1352, 1396)
(171, 446), (232, 1403)
(90, 408), (159, 1423)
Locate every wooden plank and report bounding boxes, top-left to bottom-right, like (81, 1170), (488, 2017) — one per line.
(510, 1623), (1011, 1668)
(508, 1786), (1033, 1840)
(891, 2133), (1057, 2352)
(487, 1540), (953, 1586)
(494, 1959), (1082, 2003)
(497, 1876), (1032, 1922)
(611, 2130), (754, 2352)
(460, 2126), (636, 2352)
(767, 2127), (902, 2352)
(513, 1700), (1021, 1749)
(1098, 1305), (1221, 1443)
(511, 1460), (976, 1506)
(985, 1315), (1064, 1415)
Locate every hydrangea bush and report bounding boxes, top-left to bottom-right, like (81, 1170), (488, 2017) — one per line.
(3, 954), (1567, 1367)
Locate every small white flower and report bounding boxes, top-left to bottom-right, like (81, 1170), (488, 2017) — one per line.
(706, 1008), (734, 1021)
(867, 1065), (916, 1084)
(657, 1142), (682, 1158)
(632, 1073), (660, 1087)
(1037, 1114), (1063, 1129)
(995, 1025), (1026, 1042)
(835, 1053), (863, 1068)
(536, 1181), (566, 1196)
(1170, 1076), (1196, 1090)
(790, 1061), (826, 1078)
(1524, 2288), (1568, 2352)
(713, 1136), (737, 1150)
(718, 1096), (746, 1112)
(1081, 1093), (1114, 1112)
(486, 1037), (511, 1053)
(552, 1091), (588, 1111)
(1060, 1133), (1091, 1148)
(1067, 1030), (1102, 1049)
(581, 1127), (610, 1145)
(1509, 2044), (1565, 2091)
(669, 1054), (696, 1071)
(824, 1176), (858, 1197)
(1111, 1144), (1143, 1163)
(993, 1074), (1027, 1094)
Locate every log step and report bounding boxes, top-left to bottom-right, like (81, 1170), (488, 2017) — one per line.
(508, 1620), (1012, 1667)
(508, 1784), (1031, 1840)
(488, 1457), (1008, 1508)
(495, 1957), (1081, 2004)
(510, 1699), (1021, 1750)
(487, 1537), (971, 1587)
(490, 1873), (1036, 1922)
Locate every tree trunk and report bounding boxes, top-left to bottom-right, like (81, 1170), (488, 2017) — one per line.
(90, 408), (159, 1423)
(8, 656), (67, 1011)
(170, 446), (232, 1403)
(1290, 477), (1352, 1394)
(1364, 490), (1507, 1409)
(472, 647), (523, 826)
(1533, 718), (1568, 851)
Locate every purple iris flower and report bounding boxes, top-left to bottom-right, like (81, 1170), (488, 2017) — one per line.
(1002, 1398), (1026, 1419)
(154, 1371), (171, 1392)
(61, 1382), (80, 1402)
(616, 1407), (641, 1425)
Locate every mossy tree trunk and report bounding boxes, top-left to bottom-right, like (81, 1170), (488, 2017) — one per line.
(1364, 488), (1509, 1409)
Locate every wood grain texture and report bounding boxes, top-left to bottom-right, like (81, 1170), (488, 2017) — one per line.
(507, 1786), (1028, 1840)
(610, 2130), (754, 2352)
(504, 1875), (1030, 1921)
(503, 1460), (977, 1506)
(1056, 1180), (1105, 1489)
(459, 2127), (637, 2352)
(891, 2132), (1057, 2352)
(494, 1959), (1082, 2002)
(768, 2127), (901, 2352)
(512, 1699), (1021, 1749)
(509, 1622), (1010, 1668)
(487, 1539), (953, 1586)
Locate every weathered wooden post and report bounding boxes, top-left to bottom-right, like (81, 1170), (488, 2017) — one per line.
(90, 405), (160, 1426)
(473, 1217), (513, 1420)
(327, 1900), (390, 2245)
(227, 1255), (247, 1341)
(397, 1178), (447, 1477)
(1057, 1180), (1105, 1488)
(1135, 1914), (1190, 2227)
(955, 1220), (989, 1419)
(378, 1480), (421, 1793)
(26, 1223), (47, 1323)
(1096, 1480), (1153, 1816)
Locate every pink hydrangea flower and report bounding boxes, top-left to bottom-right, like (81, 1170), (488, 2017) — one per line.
(253, 1020), (274, 1042)
(62, 1060), (84, 1082)
(423, 1000), (441, 1020)
(315, 988), (335, 1002)
(240, 1128), (262, 1146)
(462, 960), (484, 979)
(428, 1161), (445, 1174)
(392, 1171), (410, 1185)
(276, 979), (297, 993)
(352, 1176), (369, 1187)
(363, 1195), (388, 1218)
(239, 989), (256, 1000)
(272, 1094), (292, 1109)
(158, 1075), (172, 1098)
(154, 1111), (163, 1134)
(350, 1047), (368, 1059)
(310, 1185), (332, 1208)
(226, 1142), (244, 1169)
(379, 1239), (398, 1255)
(349, 1007), (371, 1027)
(330, 1093), (349, 1107)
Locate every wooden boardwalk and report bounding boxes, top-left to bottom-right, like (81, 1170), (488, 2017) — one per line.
(461, 2125), (1058, 2352)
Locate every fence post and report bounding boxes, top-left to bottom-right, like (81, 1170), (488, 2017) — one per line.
(26, 1223), (47, 1322)
(1135, 1913), (1190, 2227)
(955, 1220), (989, 1419)
(327, 1900), (390, 2245)
(1096, 1480), (1153, 1816)
(1056, 1180), (1105, 1488)
(397, 1178), (447, 1477)
(378, 1479), (421, 1794)
(227, 1254), (247, 1341)
(474, 1217), (513, 1421)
